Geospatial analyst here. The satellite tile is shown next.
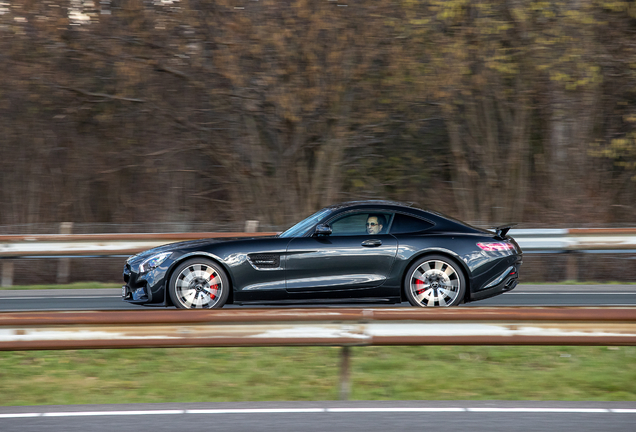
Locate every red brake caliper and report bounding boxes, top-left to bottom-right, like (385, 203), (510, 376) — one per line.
(415, 278), (425, 295)
(209, 273), (218, 300)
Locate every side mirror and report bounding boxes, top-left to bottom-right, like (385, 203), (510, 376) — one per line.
(313, 223), (332, 236)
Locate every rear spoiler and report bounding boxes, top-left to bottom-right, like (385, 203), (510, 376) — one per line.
(493, 224), (517, 240)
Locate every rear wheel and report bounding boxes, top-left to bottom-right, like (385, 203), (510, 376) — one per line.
(168, 258), (229, 309)
(404, 254), (465, 307)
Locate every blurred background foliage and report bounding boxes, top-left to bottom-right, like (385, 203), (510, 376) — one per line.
(1, 0), (636, 231)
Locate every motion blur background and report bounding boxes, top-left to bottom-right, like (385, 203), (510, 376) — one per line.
(1, 0), (636, 283)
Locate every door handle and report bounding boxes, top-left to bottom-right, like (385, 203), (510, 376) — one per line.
(361, 239), (382, 247)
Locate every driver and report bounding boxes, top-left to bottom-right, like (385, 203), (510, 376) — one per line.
(366, 214), (386, 235)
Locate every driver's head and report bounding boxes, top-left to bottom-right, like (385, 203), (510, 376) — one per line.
(366, 214), (385, 235)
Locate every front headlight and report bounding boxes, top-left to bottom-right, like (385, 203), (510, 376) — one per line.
(138, 252), (172, 273)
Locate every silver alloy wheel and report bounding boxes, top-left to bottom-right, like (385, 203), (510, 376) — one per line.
(409, 259), (460, 307)
(174, 263), (223, 308)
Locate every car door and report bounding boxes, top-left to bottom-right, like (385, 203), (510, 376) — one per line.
(285, 211), (398, 292)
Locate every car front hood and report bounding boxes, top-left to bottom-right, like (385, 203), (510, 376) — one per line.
(127, 238), (228, 263)
(127, 235), (278, 263)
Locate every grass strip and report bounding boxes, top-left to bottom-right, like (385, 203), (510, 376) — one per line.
(0, 346), (634, 406)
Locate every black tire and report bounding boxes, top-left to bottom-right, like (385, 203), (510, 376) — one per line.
(404, 254), (466, 307)
(168, 258), (230, 309)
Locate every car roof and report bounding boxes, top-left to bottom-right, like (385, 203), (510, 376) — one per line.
(326, 200), (415, 210)
(325, 200), (438, 220)
(324, 200), (489, 234)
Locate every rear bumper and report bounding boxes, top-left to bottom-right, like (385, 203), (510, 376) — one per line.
(470, 262), (520, 302)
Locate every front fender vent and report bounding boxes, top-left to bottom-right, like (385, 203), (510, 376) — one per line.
(248, 254), (280, 269)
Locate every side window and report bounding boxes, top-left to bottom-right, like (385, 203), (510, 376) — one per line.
(330, 212), (392, 236)
(389, 213), (434, 234)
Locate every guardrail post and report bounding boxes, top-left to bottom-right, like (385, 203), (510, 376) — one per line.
(1, 259), (14, 287)
(566, 252), (578, 282)
(339, 346), (351, 400)
(56, 222), (73, 284)
(244, 220), (259, 233)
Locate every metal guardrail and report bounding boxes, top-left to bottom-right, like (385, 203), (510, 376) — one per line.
(1, 307), (635, 351)
(1, 229), (636, 286)
(510, 228), (636, 253)
(2, 307), (634, 400)
(0, 232), (278, 258)
(1, 229), (635, 258)
(0, 232), (277, 286)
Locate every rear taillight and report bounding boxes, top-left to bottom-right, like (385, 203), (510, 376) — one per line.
(477, 242), (515, 252)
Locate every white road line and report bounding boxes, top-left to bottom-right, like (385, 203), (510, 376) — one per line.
(186, 409), (325, 414)
(467, 408), (609, 413)
(42, 410), (184, 416)
(327, 408), (465, 412)
(1, 407), (635, 418)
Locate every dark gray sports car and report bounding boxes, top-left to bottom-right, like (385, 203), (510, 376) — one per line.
(122, 201), (522, 308)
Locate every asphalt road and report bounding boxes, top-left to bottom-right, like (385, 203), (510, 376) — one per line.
(1, 401), (635, 432)
(1, 284), (635, 311)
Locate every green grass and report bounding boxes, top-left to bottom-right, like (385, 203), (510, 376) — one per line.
(0, 346), (634, 406)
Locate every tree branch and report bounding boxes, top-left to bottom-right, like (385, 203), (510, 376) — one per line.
(155, 64), (192, 81)
(58, 86), (145, 103)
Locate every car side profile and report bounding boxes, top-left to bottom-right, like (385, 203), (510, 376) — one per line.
(122, 201), (522, 308)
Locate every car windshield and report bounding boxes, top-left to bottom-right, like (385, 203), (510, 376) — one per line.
(278, 208), (332, 238)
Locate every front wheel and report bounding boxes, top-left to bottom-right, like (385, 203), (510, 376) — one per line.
(404, 254), (466, 307)
(168, 258), (229, 309)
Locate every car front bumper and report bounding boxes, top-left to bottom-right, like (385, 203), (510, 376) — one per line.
(122, 262), (168, 305)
